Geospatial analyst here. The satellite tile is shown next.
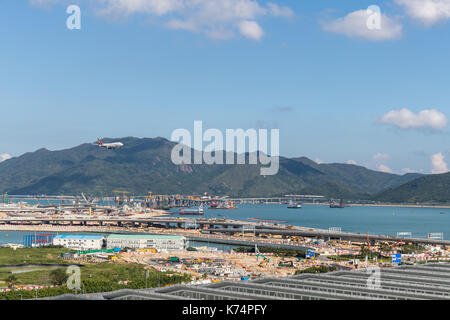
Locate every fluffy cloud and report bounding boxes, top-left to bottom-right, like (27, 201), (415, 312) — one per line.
(402, 168), (418, 173)
(267, 3), (294, 18)
(322, 9), (402, 41)
(376, 164), (393, 173)
(431, 152), (449, 174)
(378, 108), (447, 130)
(0, 154), (11, 162)
(395, 0), (450, 26)
(238, 20), (264, 40)
(373, 153), (390, 162)
(370, 153), (393, 173)
(31, 0), (293, 40)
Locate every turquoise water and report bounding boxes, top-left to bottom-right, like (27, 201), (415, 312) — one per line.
(1, 204), (449, 244)
(171, 204), (450, 240)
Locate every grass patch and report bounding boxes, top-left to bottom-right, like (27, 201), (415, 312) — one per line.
(0, 247), (191, 299)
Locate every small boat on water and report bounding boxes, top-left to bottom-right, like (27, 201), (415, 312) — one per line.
(179, 205), (204, 216)
(330, 199), (345, 208)
(209, 201), (237, 210)
(287, 201), (302, 209)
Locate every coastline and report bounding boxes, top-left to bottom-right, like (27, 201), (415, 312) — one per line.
(302, 202), (450, 209)
(348, 203), (450, 209)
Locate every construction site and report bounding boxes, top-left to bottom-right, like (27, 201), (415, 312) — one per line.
(1, 192), (450, 283)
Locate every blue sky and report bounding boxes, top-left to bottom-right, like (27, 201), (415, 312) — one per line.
(1, 0), (450, 175)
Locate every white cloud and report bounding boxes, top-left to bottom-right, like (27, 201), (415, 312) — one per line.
(0, 154), (11, 162)
(376, 164), (393, 173)
(322, 9), (402, 41)
(371, 153), (393, 173)
(267, 3), (294, 18)
(315, 158), (324, 164)
(238, 20), (263, 40)
(373, 153), (390, 162)
(431, 152), (449, 174)
(395, 0), (450, 26)
(31, 0), (293, 40)
(346, 160), (357, 165)
(29, 0), (59, 6)
(379, 108), (447, 130)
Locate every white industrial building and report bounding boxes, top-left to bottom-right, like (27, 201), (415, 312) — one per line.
(106, 234), (187, 252)
(53, 235), (104, 250)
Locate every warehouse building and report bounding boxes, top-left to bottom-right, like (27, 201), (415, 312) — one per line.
(53, 235), (104, 250)
(106, 234), (187, 252)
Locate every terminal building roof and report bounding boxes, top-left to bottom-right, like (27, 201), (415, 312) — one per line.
(42, 262), (450, 300)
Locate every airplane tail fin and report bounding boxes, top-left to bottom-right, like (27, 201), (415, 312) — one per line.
(97, 138), (103, 146)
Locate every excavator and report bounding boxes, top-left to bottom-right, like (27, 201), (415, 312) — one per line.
(258, 259), (269, 267)
(235, 262), (252, 272)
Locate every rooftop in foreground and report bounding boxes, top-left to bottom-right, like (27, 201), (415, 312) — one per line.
(41, 262), (450, 300)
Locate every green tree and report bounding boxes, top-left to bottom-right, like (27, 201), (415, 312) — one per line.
(6, 275), (18, 290)
(360, 244), (370, 257)
(50, 268), (69, 286)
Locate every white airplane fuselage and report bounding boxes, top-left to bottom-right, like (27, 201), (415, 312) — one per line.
(100, 142), (123, 149)
(97, 139), (123, 149)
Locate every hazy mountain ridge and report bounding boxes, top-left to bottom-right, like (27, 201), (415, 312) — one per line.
(374, 172), (450, 203)
(0, 137), (423, 198)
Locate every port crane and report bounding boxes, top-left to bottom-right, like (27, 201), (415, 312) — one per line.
(113, 190), (130, 207)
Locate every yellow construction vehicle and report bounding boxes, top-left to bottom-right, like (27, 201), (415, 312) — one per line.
(258, 260), (268, 267)
(235, 262), (252, 272)
(182, 263), (200, 280)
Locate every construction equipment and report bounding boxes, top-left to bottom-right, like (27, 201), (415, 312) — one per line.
(182, 263), (200, 280)
(255, 244), (271, 262)
(258, 259), (269, 267)
(278, 261), (295, 268)
(235, 262), (252, 272)
(113, 190), (130, 206)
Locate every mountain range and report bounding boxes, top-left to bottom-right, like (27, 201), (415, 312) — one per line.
(0, 137), (428, 200)
(374, 172), (450, 203)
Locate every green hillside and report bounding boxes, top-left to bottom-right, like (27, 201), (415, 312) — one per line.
(374, 173), (450, 203)
(0, 137), (421, 198)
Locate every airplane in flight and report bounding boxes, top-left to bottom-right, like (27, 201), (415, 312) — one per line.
(96, 138), (124, 149)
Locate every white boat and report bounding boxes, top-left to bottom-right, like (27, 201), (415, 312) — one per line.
(287, 201), (302, 209)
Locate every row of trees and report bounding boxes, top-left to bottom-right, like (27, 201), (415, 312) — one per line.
(295, 265), (337, 275)
(233, 246), (307, 258)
